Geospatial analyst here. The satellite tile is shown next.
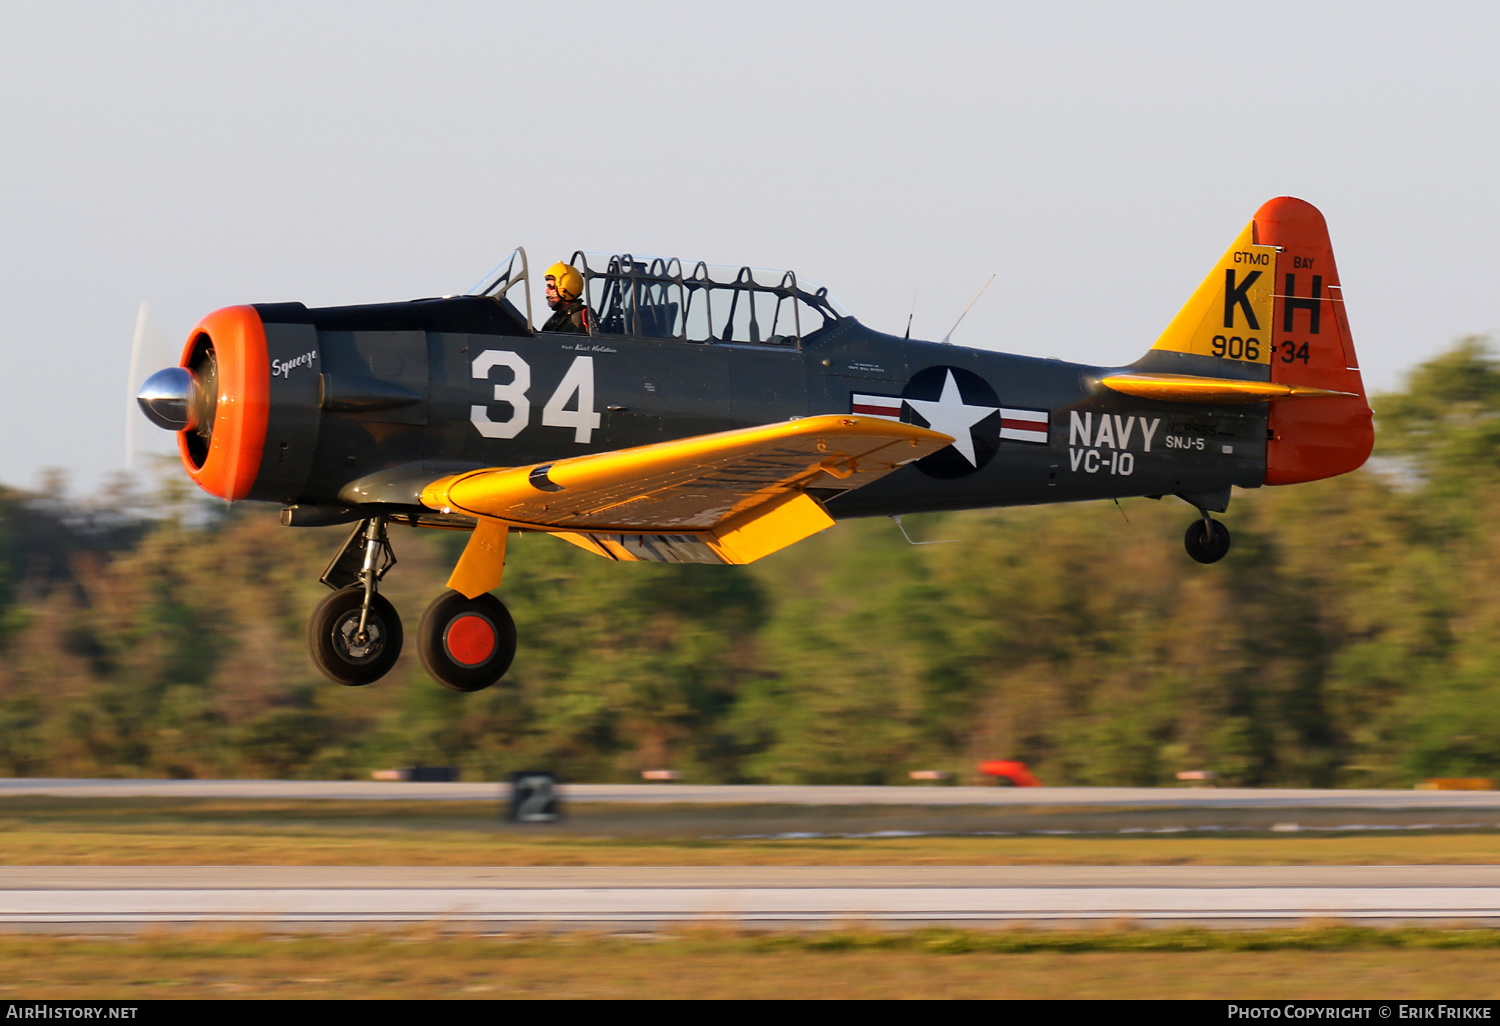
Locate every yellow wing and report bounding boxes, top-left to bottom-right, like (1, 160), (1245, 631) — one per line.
(420, 414), (953, 596)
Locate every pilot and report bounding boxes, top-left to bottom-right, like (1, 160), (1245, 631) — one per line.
(542, 262), (589, 334)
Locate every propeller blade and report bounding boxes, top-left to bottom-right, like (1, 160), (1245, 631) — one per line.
(125, 301), (180, 471)
(125, 301), (148, 469)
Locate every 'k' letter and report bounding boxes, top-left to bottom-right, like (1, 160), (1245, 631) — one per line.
(1223, 269), (1262, 330)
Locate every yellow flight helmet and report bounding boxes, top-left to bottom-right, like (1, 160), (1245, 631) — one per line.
(545, 262), (583, 302)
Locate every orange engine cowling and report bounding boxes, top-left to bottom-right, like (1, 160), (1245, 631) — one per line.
(1255, 198), (1374, 485)
(177, 305), (271, 501)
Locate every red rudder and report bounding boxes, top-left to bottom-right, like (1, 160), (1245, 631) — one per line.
(1256, 197), (1374, 485)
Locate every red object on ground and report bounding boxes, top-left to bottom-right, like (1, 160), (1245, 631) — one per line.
(977, 760), (1041, 787)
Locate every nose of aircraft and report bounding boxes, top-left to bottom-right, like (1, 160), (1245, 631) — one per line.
(137, 366), (200, 431)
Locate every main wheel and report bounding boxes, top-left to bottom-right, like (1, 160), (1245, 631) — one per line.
(308, 585), (403, 686)
(1184, 518), (1232, 564)
(417, 590), (517, 693)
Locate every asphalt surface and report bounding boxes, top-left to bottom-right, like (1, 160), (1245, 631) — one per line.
(4, 866), (1500, 931)
(5, 778), (1500, 809)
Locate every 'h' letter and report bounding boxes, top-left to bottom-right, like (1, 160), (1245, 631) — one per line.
(1282, 273), (1322, 334)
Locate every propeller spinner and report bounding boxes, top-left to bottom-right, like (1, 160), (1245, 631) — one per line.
(137, 367), (200, 431)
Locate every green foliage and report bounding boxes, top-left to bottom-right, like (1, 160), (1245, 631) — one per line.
(2, 338), (1500, 784)
(1376, 337), (1500, 476)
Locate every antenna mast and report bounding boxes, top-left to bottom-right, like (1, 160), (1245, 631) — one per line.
(940, 274), (996, 345)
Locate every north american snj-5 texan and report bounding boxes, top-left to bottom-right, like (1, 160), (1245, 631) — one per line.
(135, 197), (1372, 693)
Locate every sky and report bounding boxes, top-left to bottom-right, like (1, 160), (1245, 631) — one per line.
(2, 1), (1497, 497)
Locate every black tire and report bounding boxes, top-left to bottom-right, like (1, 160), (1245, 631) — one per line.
(1184, 518), (1232, 564)
(308, 585), (403, 686)
(417, 590), (517, 693)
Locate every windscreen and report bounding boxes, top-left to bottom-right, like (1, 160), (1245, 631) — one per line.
(570, 252), (845, 346)
(465, 247), (532, 330)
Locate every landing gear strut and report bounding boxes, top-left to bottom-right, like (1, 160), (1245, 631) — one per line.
(417, 590), (516, 692)
(307, 517), (518, 691)
(308, 517), (402, 685)
(1183, 512), (1231, 564)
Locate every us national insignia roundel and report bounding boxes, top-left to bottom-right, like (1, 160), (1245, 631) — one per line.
(900, 366), (1002, 479)
(849, 366), (1051, 479)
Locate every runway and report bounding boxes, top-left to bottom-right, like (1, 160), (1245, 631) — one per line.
(4, 778), (1500, 809)
(4, 866), (1500, 931)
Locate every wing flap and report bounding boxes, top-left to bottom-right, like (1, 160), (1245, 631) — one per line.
(550, 489), (837, 565)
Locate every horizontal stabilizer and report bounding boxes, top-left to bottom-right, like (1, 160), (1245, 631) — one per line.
(1098, 372), (1357, 405)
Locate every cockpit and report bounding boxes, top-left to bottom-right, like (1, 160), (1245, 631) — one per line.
(468, 248), (847, 348)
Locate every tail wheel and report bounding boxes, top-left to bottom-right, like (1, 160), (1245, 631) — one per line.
(308, 585), (403, 686)
(418, 590), (516, 693)
(1184, 518), (1232, 564)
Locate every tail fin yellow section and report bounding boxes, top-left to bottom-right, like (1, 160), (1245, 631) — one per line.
(1151, 222), (1277, 365)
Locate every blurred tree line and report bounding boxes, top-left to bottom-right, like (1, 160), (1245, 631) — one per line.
(3, 339), (1500, 785)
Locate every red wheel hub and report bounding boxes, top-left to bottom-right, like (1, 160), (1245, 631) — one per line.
(444, 614), (496, 667)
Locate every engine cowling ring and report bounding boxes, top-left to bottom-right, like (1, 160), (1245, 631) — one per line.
(177, 305), (270, 501)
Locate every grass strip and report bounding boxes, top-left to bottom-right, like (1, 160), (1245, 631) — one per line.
(7, 827), (1500, 866)
(2, 927), (1499, 999)
(8, 924), (1500, 959)
(777, 925), (1500, 953)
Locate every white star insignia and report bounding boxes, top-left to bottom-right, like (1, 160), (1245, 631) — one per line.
(903, 370), (998, 466)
